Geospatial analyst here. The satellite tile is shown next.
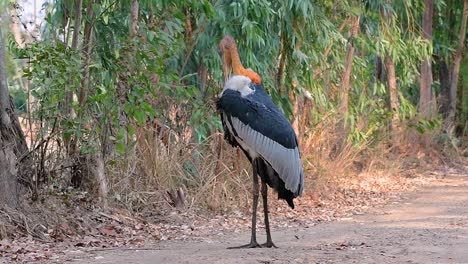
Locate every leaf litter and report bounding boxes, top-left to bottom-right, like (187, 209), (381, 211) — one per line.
(0, 166), (455, 263)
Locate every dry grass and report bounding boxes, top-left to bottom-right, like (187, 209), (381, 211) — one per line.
(106, 126), (252, 213)
(15, 110), (461, 227)
(299, 117), (366, 199)
(104, 114), (458, 217)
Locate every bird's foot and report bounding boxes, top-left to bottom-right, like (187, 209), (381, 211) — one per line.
(261, 241), (278, 248)
(227, 241), (261, 249)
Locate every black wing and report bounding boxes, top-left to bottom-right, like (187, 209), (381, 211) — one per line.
(216, 88), (304, 196)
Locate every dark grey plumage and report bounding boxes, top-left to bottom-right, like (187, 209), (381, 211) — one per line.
(216, 75), (304, 208)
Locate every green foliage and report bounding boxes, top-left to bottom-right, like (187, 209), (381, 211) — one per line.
(19, 42), (82, 140)
(9, 88), (27, 113)
(6, 0), (466, 160)
(413, 118), (442, 134)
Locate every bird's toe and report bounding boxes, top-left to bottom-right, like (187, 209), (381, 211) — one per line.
(227, 241), (262, 249)
(261, 241), (278, 248)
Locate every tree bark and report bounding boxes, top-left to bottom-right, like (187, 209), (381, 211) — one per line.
(419, 0), (435, 118)
(75, 0), (108, 204)
(130, 0), (139, 39)
(339, 16), (360, 117)
(64, 0), (83, 155)
(69, 0), (94, 177)
(276, 30), (288, 94)
(93, 150), (108, 207)
(385, 55), (400, 141)
(78, 1), (95, 107)
(0, 28), (28, 209)
(374, 56), (385, 83)
(65, 0), (84, 111)
(447, 0), (468, 129)
(381, 3), (400, 143)
(299, 94), (312, 147)
(460, 72), (467, 135)
(291, 91), (299, 135)
(198, 60), (208, 98)
(332, 15), (360, 152)
(70, 0), (83, 50)
(9, 6), (24, 48)
(438, 58), (451, 117)
(0, 140), (19, 208)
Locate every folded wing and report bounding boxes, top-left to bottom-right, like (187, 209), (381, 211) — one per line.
(217, 89), (304, 196)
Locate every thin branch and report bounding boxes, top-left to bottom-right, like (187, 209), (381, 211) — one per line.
(178, 17), (207, 78)
(17, 121), (58, 164)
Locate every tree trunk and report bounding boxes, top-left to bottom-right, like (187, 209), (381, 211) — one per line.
(299, 95), (312, 147)
(9, 6), (24, 48)
(0, 28), (28, 209)
(438, 59), (451, 117)
(93, 150), (108, 207)
(385, 55), (400, 142)
(332, 15), (360, 152)
(70, 0), (95, 186)
(374, 56), (385, 83)
(76, 0), (108, 204)
(64, 0), (83, 155)
(381, 4), (400, 143)
(419, 0), (435, 118)
(0, 140), (19, 208)
(78, 1), (95, 107)
(291, 92), (299, 135)
(70, 0), (83, 50)
(276, 31), (288, 94)
(459, 72), (467, 135)
(198, 60), (208, 98)
(339, 16), (360, 118)
(447, 0), (468, 129)
(130, 0), (139, 38)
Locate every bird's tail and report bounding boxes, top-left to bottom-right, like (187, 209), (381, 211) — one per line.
(256, 159), (296, 209)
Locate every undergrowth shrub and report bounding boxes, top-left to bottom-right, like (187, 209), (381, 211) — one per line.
(107, 126), (252, 213)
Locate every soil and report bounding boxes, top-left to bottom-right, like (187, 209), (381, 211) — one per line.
(66, 172), (468, 264)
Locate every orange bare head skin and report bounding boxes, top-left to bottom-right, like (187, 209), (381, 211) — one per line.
(218, 35), (262, 84)
(243, 69), (261, 84)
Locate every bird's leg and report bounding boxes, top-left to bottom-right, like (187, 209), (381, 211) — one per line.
(228, 159), (261, 249)
(261, 181), (277, 248)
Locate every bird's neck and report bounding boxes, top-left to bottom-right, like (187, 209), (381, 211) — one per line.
(229, 46), (261, 84)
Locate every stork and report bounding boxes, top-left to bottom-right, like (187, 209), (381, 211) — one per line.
(216, 36), (304, 248)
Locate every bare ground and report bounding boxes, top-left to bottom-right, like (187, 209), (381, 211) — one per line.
(66, 171), (468, 264)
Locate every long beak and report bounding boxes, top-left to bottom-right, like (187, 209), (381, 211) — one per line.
(223, 64), (231, 83)
(221, 53), (231, 83)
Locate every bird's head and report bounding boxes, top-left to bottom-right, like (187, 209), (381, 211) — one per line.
(218, 36), (234, 82)
(218, 35), (261, 84)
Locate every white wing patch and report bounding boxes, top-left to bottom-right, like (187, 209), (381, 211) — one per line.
(229, 116), (304, 196)
(223, 114), (259, 159)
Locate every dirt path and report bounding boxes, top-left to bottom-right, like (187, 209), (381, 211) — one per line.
(70, 173), (468, 264)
